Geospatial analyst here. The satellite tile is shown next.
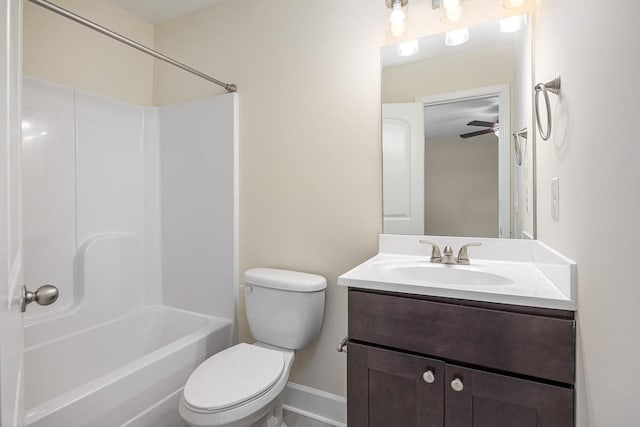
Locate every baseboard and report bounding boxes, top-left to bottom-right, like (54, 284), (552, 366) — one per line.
(282, 382), (346, 427)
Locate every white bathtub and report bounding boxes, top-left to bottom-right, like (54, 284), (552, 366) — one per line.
(24, 306), (232, 427)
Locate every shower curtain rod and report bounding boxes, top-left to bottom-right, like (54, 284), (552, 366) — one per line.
(27, 0), (237, 93)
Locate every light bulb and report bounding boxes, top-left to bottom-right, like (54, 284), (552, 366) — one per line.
(445, 28), (469, 46)
(397, 40), (419, 57)
(500, 14), (527, 32)
(390, 1), (405, 25)
(445, 5), (462, 23)
(505, 0), (526, 7)
(443, 0), (460, 9)
(390, 22), (406, 37)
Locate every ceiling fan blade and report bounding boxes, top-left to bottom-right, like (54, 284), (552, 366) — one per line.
(466, 120), (495, 127)
(460, 129), (495, 139)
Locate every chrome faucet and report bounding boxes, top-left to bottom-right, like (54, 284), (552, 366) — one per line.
(456, 242), (482, 265)
(441, 246), (457, 264)
(419, 240), (482, 265)
(419, 240), (442, 263)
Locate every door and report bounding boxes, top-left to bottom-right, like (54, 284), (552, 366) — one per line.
(444, 364), (574, 427)
(348, 343), (444, 427)
(0, 1), (24, 426)
(382, 103), (424, 234)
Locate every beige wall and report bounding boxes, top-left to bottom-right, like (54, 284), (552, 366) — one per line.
(534, 0), (640, 425)
(382, 44), (515, 103)
(425, 134), (498, 237)
(151, 0), (521, 398)
(23, 0), (154, 105)
(153, 0), (385, 396)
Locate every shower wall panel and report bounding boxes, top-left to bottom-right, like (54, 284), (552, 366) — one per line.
(159, 94), (238, 320)
(22, 77), (159, 324)
(75, 92), (145, 244)
(23, 77), (237, 329)
(22, 79), (77, 315)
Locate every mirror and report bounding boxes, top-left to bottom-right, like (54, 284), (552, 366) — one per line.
(381, 15), (535, 239)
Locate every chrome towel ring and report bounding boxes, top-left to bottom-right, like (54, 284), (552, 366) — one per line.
(534, 76), (561, 141)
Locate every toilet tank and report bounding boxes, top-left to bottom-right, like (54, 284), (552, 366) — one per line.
(244, 268), (326, 350)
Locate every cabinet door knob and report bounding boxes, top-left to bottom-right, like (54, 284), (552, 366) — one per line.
(451, 378), (464, 392)
(422, 370), (435, 384)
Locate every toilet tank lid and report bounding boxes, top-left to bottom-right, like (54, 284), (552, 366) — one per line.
(244, 268), (327, 292)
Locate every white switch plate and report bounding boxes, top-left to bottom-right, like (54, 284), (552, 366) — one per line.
(551, 177), (559, 220)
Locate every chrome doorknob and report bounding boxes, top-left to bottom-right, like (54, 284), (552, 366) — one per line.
(22, 285), (59, 313)
(451, 378), (464, 392)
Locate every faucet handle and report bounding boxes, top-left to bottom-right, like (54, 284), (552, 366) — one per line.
(457, 243), (482, 265)
(419, 240), (442, 263)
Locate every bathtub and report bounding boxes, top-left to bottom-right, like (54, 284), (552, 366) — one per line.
(24, 306), (232, 427)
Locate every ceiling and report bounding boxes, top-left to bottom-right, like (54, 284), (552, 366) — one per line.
(424, 96), (499, 140)
(110, 0), (227, 24)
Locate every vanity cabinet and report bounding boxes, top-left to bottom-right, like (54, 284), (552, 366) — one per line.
(347, 289), (576, 427)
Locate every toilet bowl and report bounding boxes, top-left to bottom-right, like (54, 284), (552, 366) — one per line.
(179, 343), (294, 427)
(179, 268), (326, 427)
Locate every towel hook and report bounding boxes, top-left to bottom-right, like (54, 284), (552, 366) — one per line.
(534, 76), (561, 141)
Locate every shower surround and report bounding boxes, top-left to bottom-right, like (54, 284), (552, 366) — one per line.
(22, 77), (238, 427)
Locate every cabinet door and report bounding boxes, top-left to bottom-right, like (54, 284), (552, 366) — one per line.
(445, 364), (574, 427)
(348, 342), (444, 427)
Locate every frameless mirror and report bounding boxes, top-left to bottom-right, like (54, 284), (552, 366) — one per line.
(381, 15), (535, 239)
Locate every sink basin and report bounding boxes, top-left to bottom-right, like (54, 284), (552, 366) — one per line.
(338, 236), (576, 310)
(378, 262), (515, 287)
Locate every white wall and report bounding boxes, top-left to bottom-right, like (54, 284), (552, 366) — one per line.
(533, 0), (640, 425)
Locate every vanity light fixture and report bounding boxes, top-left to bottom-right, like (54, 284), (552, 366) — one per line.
(445, 27), (469, 46)
(386, 0), (408, 37)
(500, 14), (527, 32)
(397, 39), (419, 56)
(441, 0), (464, 24)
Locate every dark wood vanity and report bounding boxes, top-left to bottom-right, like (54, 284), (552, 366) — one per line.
(347, 288), (576, 427)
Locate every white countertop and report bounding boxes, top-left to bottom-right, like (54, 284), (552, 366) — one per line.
(338, 235), (577, 311)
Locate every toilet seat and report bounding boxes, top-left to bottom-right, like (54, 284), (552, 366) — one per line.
(183, 343), (285, 414)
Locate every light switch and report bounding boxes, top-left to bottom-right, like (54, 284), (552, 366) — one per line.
(551, 177), (559, 220)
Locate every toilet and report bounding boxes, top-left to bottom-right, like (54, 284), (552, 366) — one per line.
(179, 268), (327, 427)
